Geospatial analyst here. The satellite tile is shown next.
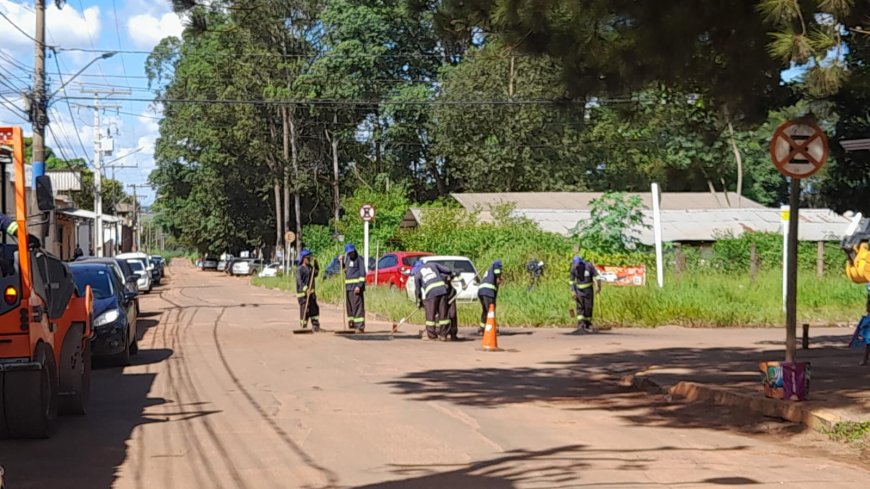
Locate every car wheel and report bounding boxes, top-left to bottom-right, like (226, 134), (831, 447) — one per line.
(115, 332), (132, 367)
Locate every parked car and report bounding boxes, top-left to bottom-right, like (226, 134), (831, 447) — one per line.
(217, 255), (233, 272)
(76, 257), (141, 314)
(231, 258), (263, 276)
(149, 256), (163, 285)
(202, 255), (219, 270)
(405, 255), (480, 302)
(69, 262), (139, 365)
(323, 255), (376, 280)
(366, 251), (432, 288)
(125, 259), (152, 293)
(258, 263), (280, 278)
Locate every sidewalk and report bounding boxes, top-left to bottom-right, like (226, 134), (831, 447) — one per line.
(595, 327), (870, 429)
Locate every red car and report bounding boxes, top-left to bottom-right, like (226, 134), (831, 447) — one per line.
(366, 251), (432, 288)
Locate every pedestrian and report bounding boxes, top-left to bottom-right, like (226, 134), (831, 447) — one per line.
(860, 284), (870, 366)
(477, 260), (503, 335)
(414, 261), (453, 340)
(295, 249), (321, 332)
(74, 244), (84, 259)
(445, 278), (461, 340)
(342, 243), (366, 333)
(570, 255), (602, 334)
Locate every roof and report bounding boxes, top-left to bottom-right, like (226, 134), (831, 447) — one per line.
(400, 207), (850, 243)
(451, 192), (764, 211)
(58, 209), (121, 223)
(514, 208), (850, 243)
(46, 171), (82, 192)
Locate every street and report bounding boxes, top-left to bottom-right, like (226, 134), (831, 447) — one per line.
(1, 260), (868, 489)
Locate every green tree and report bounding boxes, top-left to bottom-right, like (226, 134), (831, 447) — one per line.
(574, 192), (648, 254)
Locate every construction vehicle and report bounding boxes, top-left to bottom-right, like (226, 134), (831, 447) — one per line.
(843, 213), (870, 284)
(0, 126), (93, 439)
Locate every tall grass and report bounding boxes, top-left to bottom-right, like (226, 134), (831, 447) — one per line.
(252, 268), (867, 328)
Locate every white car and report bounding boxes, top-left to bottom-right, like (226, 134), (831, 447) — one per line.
(231, 259), (263, 276)
(405, 256), (479, 302)
(125, 259), (152, 293)
(258, 263), (280, 278)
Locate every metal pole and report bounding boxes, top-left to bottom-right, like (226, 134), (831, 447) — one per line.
(651, 183), (664, 288)
(785, 178), (800, 363)
(363, 220), (369, 274)
(781, 204), (789, 312)
(93, 96), (103, 257)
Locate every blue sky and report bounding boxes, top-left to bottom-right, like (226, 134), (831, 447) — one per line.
(0, 0), (185, 205)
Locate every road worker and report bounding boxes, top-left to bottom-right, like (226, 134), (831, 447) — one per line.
(414, 261), (453, 340)
(0, 212), (39, 248)
(342, 243), (366, 333)
(296, 249), (321, 332)
(569, 255), (602, 334)
(477, 259), (503, 335)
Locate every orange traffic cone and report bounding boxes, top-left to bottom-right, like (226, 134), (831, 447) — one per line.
(481, 304), (502, 352)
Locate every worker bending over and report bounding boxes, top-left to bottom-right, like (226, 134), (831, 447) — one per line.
(414, 261), (453, 340)
(477, 260), (503, 335)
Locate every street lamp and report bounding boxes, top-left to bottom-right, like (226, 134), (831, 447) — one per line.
(48, 51), (117, 100)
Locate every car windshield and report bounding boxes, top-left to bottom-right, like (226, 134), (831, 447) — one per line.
(430, 260), (476, 274)
(127, 260), (144, 272)
(402, 255), (425, 266)
(71, 267), (114, 300)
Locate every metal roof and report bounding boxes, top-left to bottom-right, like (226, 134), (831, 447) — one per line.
(401, 207), (851, 243)
(58, 209), (121, 223)
(514, 208), (850, 243)
(46, 171), (82, 192)
(451, 192), (764, 211)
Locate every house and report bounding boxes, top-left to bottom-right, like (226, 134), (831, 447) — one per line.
(400, 192), (852, 246)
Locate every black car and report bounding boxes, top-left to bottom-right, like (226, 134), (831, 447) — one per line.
(76, 257), (141, 314)
(149, 256), (163, 285)
(322, 255), (375, 279)
(70, 262), (139, 365)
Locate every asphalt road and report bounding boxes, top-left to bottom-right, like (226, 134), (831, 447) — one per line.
(1, 261), (868, 488)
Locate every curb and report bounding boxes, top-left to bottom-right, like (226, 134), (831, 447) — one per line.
(620, 373), (844, 432)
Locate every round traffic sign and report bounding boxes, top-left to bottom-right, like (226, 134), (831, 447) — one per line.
(284, 231), (296, 244)
(770, 120), (828, 179)
(359, 204), (376, 222)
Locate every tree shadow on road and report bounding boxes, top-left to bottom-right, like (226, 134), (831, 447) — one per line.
(383, 337), (870, 438)
(0, 346), (217, 489)
(353, 444), (757, 488)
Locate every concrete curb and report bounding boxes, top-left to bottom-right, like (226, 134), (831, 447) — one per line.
(619, 373), (844, 432)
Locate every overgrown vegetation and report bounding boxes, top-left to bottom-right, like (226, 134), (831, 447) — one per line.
(825, 421), (870, 447)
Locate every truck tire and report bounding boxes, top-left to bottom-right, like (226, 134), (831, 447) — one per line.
(3, 343), (58, 438)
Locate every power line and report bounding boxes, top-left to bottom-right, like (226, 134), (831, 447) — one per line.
(50, 48), (92, 166)
(58, 95), (599, 106)
(0, 10), (46, 46)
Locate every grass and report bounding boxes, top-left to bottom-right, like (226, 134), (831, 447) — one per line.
(825, 421), (870, 447)
(252, 269), (867, 328)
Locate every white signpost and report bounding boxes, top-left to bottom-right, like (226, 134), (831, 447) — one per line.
(359, 204), (376, 271)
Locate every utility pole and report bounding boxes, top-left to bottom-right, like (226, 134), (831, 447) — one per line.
(30, 0), (49, 250)
(128, 183), (150, 252)
(75, 88), (129, 256)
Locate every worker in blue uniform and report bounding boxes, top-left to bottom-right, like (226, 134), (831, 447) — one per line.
(569, 256), (601, 334)
(477, 260), (503, 335)
(342, 243), (366, 333)
(414, 261), (454, 340)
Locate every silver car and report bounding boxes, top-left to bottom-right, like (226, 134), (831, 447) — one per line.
(231, 259), (263, 276)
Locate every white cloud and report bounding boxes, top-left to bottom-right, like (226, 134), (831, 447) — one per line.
(127, 12), (183, 49)
(0, 1), (101, 53)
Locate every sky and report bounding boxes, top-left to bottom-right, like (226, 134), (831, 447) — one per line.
(0, 0), (185, 205)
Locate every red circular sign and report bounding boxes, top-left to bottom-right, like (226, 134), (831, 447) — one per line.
(770, 120), (829, 179)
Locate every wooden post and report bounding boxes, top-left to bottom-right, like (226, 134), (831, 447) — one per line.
(750, 243), (759, 283)
(816, 241), (824, 279)
(802, 323), (810, 350)
(674, 244), (685, 281)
